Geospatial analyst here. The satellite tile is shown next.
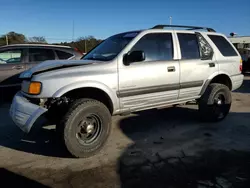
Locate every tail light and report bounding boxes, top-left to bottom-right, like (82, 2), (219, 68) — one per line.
(240, 59), (243, 72)
(74, 48), (83, 56)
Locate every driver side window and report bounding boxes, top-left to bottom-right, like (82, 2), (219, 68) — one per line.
(131, 33), (173, 62)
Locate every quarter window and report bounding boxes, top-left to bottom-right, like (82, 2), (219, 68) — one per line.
(131, 33), (173, 62)
(197, 34), (213, 60)
(178, 33), (200, 60)
(56, 50), (74, 59)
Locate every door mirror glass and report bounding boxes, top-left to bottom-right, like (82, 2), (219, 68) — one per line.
(123, 50), (145, 65)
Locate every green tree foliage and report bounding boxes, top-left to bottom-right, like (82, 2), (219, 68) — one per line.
(59, 36), (102, 53)
(0, 31), (101, 52)
(0, 32), (26, 46)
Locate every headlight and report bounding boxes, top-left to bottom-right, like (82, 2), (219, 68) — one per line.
(28, 82), (42, 95)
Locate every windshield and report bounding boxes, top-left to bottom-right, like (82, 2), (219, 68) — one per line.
(82, 32), (140, 61)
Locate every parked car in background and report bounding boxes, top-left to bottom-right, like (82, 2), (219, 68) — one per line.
(239, 48), (250, 72)
(0, 58), (6, 64)
(0, 44), (83, 90)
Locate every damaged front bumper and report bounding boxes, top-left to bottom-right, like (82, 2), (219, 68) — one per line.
(9, 92), (48, 133)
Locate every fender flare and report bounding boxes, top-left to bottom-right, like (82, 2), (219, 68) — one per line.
(200, 72), (232, 96)
(52, 81), (119, 112)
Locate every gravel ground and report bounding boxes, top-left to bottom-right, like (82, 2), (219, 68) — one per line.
(0, 75), (250, 188)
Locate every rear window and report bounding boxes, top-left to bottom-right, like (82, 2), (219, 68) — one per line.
(29, 48), (55, 62)
(56, 50), (73, 59)
(208, 35), (238, 57)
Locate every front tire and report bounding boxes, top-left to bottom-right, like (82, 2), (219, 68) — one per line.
(59, 98), (111, 158)
(199, 83), (232, 122)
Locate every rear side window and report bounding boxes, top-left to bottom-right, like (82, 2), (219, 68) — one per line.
(56, 50), (74, 59)
(208, 35), (238, 56)
(178, 33), (200, 59)
(29, 48), (55, 62)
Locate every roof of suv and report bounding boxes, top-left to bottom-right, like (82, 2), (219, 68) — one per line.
(0, 44), (72, 49)
(114, 25), (217, 38)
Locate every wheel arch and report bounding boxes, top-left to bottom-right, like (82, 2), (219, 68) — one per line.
(52, 81), (119, 114)
(200, 73), (232, 96)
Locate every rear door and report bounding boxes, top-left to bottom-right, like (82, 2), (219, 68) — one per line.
(176, 31), (217, 99)
(0, 48), (27, 87)
(26, 47), (56, 70)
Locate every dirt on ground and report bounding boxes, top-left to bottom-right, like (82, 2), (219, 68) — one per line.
(0, 75), (250, 188)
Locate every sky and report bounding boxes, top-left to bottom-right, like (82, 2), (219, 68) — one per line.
(0, 0), (249, 43)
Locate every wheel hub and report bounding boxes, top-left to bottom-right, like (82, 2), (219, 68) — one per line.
(78, 121), (94, 135)
(214, 93), (225, 106)
(76, 114), (102, 145)
(215, 98), (222, 105)
(86, 124), (94, 134)
(213, 93), (227, 119)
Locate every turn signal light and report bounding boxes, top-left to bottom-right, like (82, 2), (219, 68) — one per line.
(28, 82), (42, 95)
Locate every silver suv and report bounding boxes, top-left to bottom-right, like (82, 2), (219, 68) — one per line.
(9, 25), (244, 158)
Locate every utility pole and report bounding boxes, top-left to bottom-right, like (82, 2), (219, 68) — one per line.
(169, 16), (172, 25)
(72, 20), (75, 41)
(6, 35), (8, 45)
(85, 38), (87, 53)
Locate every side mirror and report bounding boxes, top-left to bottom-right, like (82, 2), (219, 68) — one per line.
(123, 51), (145, 65)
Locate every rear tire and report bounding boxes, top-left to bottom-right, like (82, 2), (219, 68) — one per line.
(58, 98), (111, 158)
(198, 83), (231, 122)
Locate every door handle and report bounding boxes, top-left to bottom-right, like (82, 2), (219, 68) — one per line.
(167, 66), (175, 72)
(12, 65), (24, 70)
(209, 63), (215, 67)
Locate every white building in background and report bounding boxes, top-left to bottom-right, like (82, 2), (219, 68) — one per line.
(228, 36), (250, 49)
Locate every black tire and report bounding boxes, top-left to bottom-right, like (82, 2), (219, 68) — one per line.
(198, 83), (232, 122)
(58, 98), (111, 158)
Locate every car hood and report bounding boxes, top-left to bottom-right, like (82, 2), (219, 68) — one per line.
(20, 59), (98, 78)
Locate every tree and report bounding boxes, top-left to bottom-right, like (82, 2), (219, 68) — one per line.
(5, 32), (26, 44)
(28, 36), (47, 44)
(0, 31), (27, 46)
(57, 36), (102, 53)
(0, 35), (6, 46)
(75, 36), (102, 53)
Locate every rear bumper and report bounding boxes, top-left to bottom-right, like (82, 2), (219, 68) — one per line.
(9, 92), (48, 133)
(231, 74), (244, 91)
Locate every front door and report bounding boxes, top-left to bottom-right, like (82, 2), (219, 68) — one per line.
(118, 32), (180, 111)
(0, 48), (26, 87)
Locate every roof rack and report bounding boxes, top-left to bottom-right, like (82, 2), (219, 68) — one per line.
(151, 25), (216, 32)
